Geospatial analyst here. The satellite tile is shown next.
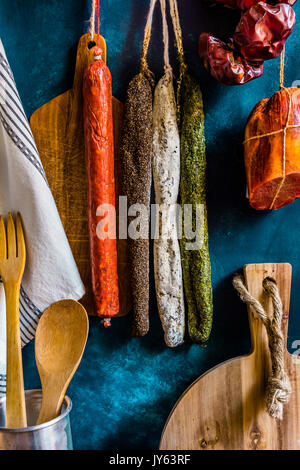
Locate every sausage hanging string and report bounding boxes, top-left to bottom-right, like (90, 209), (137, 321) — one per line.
(233, 274), (292, 420)
(140, 0), (157, 85)
(168, 0), (184, 67)
(88, 0), (100, 47)
(168, 0), (187, 117)
(96, 0), (100, 47)
(160, 0), (171, 74)
(280, 45), (285, 89)
(88, 0), (96, 40)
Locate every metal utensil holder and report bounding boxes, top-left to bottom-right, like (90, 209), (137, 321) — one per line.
(0, 389), (73, 450)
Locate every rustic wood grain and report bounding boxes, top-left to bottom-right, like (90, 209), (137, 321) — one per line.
(0, 213), (27, 428)
(35, 299), (88, 424)
(160, 263), (300, 450)
(30, 34), (131, 317)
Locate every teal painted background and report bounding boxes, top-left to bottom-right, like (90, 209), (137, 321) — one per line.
(1, 0), (300, 450)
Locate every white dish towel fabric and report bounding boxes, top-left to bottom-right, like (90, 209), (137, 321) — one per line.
(0, 39), (85, 396)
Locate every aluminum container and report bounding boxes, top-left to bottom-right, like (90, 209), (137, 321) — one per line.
(0, 389), (73, 450)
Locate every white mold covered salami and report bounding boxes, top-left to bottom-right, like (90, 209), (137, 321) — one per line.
(152, 71), (185, 347)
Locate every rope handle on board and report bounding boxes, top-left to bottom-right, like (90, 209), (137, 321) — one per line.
(233, 274), (292, 420)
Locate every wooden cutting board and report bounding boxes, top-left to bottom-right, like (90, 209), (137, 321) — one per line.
(30, 34), (131, 318)
(160, 263), (300, 450)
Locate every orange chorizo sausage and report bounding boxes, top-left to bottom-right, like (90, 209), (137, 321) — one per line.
(83, 47), (119, 325)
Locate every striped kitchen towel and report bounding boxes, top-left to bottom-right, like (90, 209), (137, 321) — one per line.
(0, 39), (85, 396)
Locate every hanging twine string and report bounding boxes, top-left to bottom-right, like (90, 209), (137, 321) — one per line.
(140, 0), (158, 85)
(160, 0), (171, 74)
(88, 0), (96, 40)
(168, 0), (187, 118)
(233, 274), (292, 420)
(268, 46), (286, 209)
(88, 0), (100, 47)
(96, 0), (100, 47)
(244, 47), (300, 209)
(168, 0), (185, 70)
(280, 45), (285, 89)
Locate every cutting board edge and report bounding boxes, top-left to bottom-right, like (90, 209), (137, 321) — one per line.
(243, 262), (292, 272)
(159, 353), (250, 450)
(30, 90), (70, 122)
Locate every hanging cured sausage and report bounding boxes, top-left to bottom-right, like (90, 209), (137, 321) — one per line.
(83, 47), (119, 325)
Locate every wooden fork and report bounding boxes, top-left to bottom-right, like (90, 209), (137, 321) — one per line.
(0, 213), (27, 428)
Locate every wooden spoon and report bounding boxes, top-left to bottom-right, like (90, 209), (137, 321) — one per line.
(35, 299), (89, 425)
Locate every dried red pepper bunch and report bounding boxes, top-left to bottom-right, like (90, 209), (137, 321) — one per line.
(199, 33), (264, 85)
(203, 0), (297, 9)
(199, 1), (296, 85)
(202, 0), (260, 10)
(277, 0), (297, 5)
(234, 3), (295, 61)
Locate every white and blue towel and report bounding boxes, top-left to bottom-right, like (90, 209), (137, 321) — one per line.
(0, 39), (85, 396)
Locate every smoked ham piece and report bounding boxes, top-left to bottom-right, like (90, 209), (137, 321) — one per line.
(244, 87), (300, 210)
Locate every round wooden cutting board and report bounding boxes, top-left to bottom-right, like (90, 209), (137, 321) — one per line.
(160, 263), (300, 450)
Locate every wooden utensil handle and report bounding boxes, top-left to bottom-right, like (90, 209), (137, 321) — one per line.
(36, 381), (65, 425)
(5, 282), (27, 428)
(244, 263), (292, 356)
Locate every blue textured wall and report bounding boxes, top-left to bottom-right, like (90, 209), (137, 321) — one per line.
(1, 0), (300, 450)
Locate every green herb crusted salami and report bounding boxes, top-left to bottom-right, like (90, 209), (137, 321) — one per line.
(180, 73), (213, 344)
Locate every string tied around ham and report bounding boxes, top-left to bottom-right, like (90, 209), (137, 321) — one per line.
(233, 274), (292, 420)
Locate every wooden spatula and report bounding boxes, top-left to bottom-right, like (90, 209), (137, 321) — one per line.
(30, 34), (131, 318)
(160, 263), (300, 450)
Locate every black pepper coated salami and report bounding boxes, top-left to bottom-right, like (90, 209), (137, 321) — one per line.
(120, 74), (153, 337)
(119, 0), (158, 336)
